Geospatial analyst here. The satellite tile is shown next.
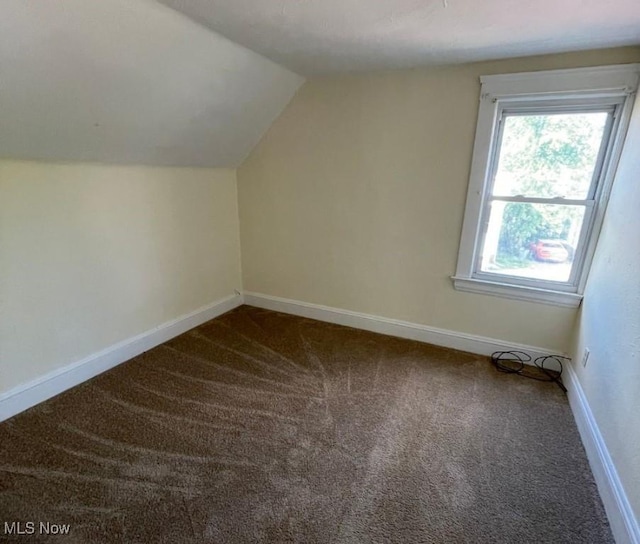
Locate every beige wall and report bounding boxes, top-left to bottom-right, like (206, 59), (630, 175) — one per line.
(571, 91), (640, 520)
(238, 47), (640, 352)
(0, 161), (242, 395)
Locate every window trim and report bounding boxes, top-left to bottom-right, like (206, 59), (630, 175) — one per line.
(452, 64), (640, 308)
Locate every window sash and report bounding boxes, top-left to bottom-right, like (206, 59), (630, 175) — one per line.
(473, 201), (594, 291)
(490, 106), (618, 202)
(470, 103), (620, 291)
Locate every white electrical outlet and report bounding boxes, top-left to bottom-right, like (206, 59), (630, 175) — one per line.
(581, 348), (590, 367)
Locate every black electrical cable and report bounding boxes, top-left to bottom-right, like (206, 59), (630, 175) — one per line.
(490, 351), (568, 393)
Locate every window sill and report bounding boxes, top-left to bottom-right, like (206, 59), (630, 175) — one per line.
(451, 276), (583, 308)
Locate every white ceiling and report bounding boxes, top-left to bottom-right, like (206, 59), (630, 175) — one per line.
(0, 0), (303, 167)
(160, 0), (640, 75)
(2, 1), (638, 167)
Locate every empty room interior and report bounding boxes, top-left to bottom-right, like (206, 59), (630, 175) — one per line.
(1, 1), (640, 542)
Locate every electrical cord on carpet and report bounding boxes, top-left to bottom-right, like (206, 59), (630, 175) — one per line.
(490, 351), (568, 393)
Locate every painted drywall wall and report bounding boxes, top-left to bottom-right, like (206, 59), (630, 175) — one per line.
(0, 161), (242, 395)
(238, 47), (640, 352)
(570, 91), (640, 520)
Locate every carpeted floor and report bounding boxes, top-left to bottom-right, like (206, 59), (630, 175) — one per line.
(0, 306), (612, 543)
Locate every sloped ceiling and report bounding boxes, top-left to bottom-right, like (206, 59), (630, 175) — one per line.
(160, 0), (640, 75)
(2, 1), (639, 167)
(0, 0), (303, 167)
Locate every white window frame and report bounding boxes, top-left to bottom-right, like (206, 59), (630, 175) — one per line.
(453, 64), (640, 308)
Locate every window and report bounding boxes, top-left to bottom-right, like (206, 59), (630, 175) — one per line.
(453, 65), (640, 307)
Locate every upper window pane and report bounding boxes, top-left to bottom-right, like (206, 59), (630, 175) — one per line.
(492, 112), (610, 200)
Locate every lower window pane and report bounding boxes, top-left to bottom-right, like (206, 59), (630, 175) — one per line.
(479, 202), (585, 283)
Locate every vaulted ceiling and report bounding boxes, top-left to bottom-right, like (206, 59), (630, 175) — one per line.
(1, 0), (639, 167)
(0, 0), (303, 167)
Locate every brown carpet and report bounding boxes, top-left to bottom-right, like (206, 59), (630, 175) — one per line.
(0, 306), (612, 543)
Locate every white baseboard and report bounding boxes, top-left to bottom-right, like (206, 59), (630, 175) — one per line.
(0, 293), (244, 422)
(243, 292), (562, 360)
(564, 363), (640, 544)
